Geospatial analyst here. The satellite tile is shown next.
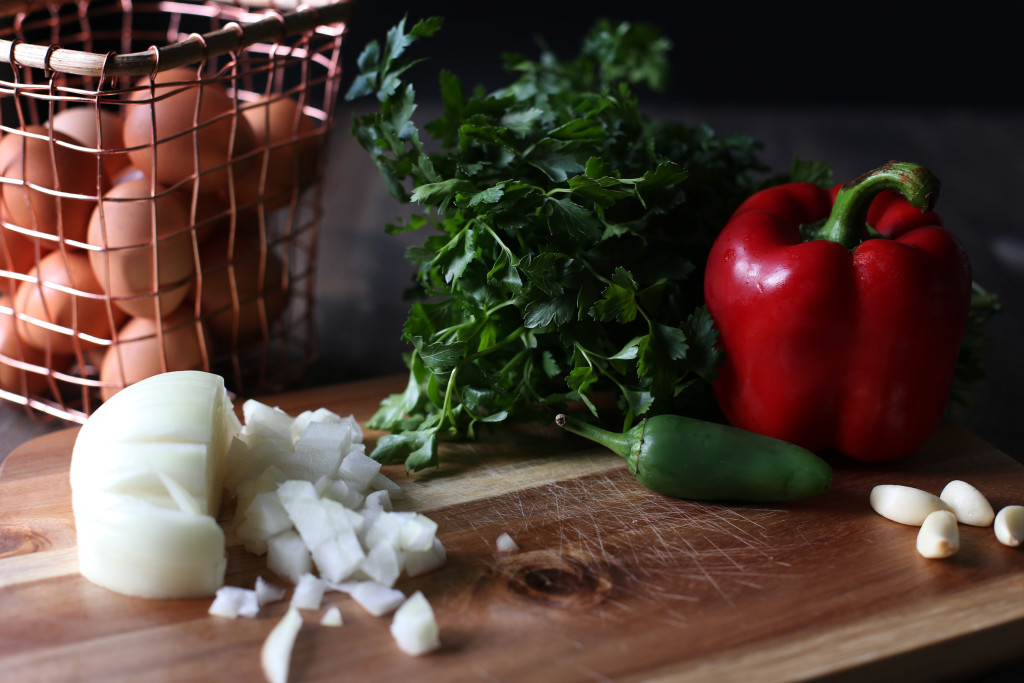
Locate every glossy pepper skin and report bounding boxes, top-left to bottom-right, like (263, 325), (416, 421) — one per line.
(555, 413), (832, 502)
(704, 161), (972, 462)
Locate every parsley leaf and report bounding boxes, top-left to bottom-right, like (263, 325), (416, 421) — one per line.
(347, 17), (783, 470)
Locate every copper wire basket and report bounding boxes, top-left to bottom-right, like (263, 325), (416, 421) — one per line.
(0, 0), (355, 422)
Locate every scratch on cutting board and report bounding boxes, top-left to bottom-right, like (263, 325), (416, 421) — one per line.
(473, 470), (801, 613)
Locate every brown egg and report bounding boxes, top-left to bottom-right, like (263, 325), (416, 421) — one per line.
(13, 250), (124, 354)
(0, 304), (71, 395)
(122, 67), (256, 193)
(0, 202), (52, 277)
(109, 164), (147, 188)
(48, 106), (131, 182)
(0, 126), (100, 242)
(193, 231), (287, 346)
(87, 179), (195, 319)
(174, 182), (237, 245)
(100, 308), (209, 401)
(0, 226), (50, 277)
(236, 95), (320, 210)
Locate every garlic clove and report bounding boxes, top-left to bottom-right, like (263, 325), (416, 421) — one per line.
(994, 505), (1024, 547)
(916, 510), (960, 559)
(870, 484), (950, 526)
(939, 480), (995, 527)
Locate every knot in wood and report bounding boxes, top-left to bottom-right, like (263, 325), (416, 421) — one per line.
(497, 549), (615, 610)
(0, 524), (51, 558)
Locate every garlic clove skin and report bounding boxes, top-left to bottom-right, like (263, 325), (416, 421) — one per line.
(870, 484), (951, 526)
(939, 480), (995, 527)
(916, 510), (960, 559)
(994, 505), (1024, 547)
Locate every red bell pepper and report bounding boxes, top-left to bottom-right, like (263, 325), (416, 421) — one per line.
(704, 161), (972, 462)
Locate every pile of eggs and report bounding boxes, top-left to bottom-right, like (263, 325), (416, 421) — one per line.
(0, 67), (319, 404)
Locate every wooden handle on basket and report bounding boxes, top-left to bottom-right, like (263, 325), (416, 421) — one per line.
(0, 0), (356, 78)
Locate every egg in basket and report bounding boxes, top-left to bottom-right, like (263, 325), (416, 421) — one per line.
(0, 0), (354, 421)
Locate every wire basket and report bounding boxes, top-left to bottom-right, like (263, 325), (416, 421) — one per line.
(0, 0), (354, 422)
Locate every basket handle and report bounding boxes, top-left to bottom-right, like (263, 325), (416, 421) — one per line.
(0, 0), (356, 78)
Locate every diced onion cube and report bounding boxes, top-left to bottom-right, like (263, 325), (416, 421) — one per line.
(320, 606), (344, 627)
(403, 537), (447, 578)
(323, 478), (364, 509)
(338, 449), (381, 491)
(266, 530), (312, 583)
(364, 489), (392, 513)
(256, 576), (287, 606)
(236, 491), (292, 555)
(209, 585), (260, 618)
(390, 591), (440, 656)
(369, 472), (406, 500)
(398, 513), (439, 552)
(496, 532), (519, 552)
(360, 542), (403, 587)
(290, 573), (327, 610)
(350, 581), (406, 617)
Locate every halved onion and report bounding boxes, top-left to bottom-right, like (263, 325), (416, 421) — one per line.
(70, 370), (239, 599)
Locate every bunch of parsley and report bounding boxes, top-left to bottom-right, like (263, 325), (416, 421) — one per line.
(345, 17), (822, 471)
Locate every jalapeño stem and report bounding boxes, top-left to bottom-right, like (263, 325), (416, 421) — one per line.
(555, 413), (644, 472)
(814, 160), (941, 250)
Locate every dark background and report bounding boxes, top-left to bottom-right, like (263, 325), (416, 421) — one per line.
(337, 2), (1020, 108)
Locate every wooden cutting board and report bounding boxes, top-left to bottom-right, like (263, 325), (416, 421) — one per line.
(2, 375), (1023, 682)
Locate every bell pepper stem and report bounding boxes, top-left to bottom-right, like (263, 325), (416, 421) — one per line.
(815, 160), (941, 250)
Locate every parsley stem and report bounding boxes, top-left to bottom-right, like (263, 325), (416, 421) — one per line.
(579, 258), (613, 287)
(442, 366), (459, 434)
(464, 326), (527, 363)
(574, 342), (635, 427)
(481, 223), (521, 267)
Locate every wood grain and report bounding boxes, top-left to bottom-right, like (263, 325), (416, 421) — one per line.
(2, 375), (1024, 682)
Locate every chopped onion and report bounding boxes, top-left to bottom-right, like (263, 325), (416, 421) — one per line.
(290, 573), (326, 610)
(496, 532), (520, 552)
(261, 607), (302, 683)
(227, 401), (447, 592)
(349, 581), (406, 617)
(360, 542), (403, 587)
(364, 489), (393, 513)
(70, 370), (448, 669)
(369, 472), (406, 500)
(323, 478), (364, 509)
(403, 537), (447, 578)
(395, 512), (439, 552)
(256, 576), (287, 606)
(390, 591), (440, 656)
(236, 491), (292, 555)
(266, 530), (312, 583)
(320, 606), (344, 627)
(338, 449), (382, 491)
(209, 586), (260, 619)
